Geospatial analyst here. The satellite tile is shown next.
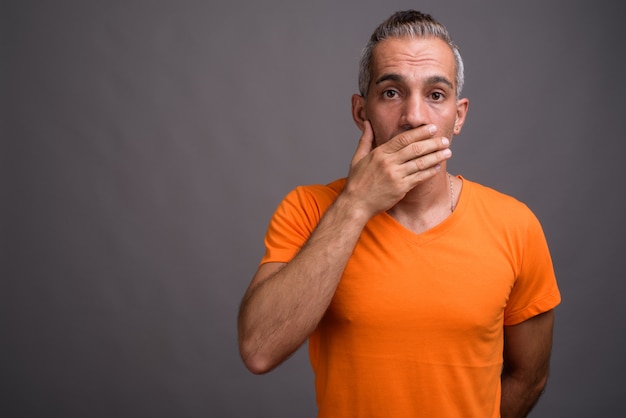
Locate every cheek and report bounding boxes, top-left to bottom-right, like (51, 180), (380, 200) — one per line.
(434, 108), (458, 135)
(370, 121), (393, 147)
(367, 111), (396, 146)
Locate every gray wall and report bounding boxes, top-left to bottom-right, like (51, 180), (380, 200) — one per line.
(4, 0), (625, 416)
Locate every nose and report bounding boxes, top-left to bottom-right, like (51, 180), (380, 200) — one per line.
(400, 95), (428, 130)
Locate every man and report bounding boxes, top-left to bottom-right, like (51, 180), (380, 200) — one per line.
(238, 10), (560, 418)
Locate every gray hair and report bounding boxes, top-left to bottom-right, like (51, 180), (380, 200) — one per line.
(358, 10), (464, 99)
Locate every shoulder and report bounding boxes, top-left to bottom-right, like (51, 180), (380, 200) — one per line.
(278, 178), (345, 217)
(462, 178), (540, 230)
(465, 178), (532, 214)
(288, 178), (345, 207)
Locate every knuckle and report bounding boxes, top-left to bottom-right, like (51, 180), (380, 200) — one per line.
(396, 132), (412, 147)
(410, 142), (424, 156)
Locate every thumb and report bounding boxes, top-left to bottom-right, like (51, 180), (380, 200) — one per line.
(351, 120), (374, 168)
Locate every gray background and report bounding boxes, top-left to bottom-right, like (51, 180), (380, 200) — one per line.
(4, 0), (625, 416)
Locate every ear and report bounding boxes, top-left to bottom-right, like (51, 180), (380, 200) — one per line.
(453, 98), (469, 135)
(351, 94), (367, 131)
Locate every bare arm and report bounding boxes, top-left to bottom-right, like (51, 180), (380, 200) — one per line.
(237, 193), (370, 374)
(501, 309), (555, 418)
(237, 122), (451, 374)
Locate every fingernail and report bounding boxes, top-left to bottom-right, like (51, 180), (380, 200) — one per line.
(442, 137), (449, 146)
(442, 149), (452, 157)
(428, 125), (437, 134)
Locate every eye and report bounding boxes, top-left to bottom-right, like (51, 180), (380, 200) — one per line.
(383, 89), (399, 99)
(430, 92), (444, 101)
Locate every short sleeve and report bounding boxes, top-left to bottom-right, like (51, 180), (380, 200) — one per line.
(503, 211), (561, 325)
(260, 184), (338, 266)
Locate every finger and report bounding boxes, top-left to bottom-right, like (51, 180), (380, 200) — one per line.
(403, 163), (445, 185)
(351, 120), (374, 167)
(399, 147), (452, 177)
(382, 124), (438, 153)
(396, 136), (450, 164)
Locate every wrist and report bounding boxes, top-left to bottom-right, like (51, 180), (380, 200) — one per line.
(333, 189), (374, 226)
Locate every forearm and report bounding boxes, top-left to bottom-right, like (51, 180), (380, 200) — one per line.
(500, 369), (547, 418)
(500, 310), (554, 418)
(238, 193), (370, 374)
(239, 122), (452, 373)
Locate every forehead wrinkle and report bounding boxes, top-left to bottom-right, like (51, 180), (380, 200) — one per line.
(374, 42), (446, 67)
(370, 37), (457, 91)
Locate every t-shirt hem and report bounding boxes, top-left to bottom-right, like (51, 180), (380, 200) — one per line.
(504, 290), (561, 326)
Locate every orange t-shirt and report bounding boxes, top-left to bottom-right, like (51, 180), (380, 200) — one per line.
(260, 177), (561, 417)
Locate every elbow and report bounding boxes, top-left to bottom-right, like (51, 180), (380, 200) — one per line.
(534, 372), (549, 396)
(238, 335), (276, 375)
(242, 354), (274, 375)
(502, 367), (550, 403)
(527, 366), (550, 396)
(504, 367), (550, 392)
(240, 347), (275, 375)
(238, 318), (275, 374)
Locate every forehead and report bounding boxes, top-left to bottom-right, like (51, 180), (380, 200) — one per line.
(371, 36), (456, 84)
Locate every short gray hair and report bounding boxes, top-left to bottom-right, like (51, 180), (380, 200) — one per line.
(358, 10), (464, 99)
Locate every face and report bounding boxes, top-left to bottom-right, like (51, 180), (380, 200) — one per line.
(352, 37), (469, 146)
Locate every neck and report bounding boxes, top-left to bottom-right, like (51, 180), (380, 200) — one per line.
(387, 171), (456, 234)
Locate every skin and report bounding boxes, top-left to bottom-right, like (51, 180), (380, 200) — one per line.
(501, 310), (555, 417)
(351, 37), (468, 232)
(238, 36), (554, 417)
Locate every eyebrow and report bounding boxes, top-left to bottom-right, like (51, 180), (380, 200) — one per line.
(375, 73), (454, 90)
(375, 73), (404, 85)
(425, 75), (454, 90)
